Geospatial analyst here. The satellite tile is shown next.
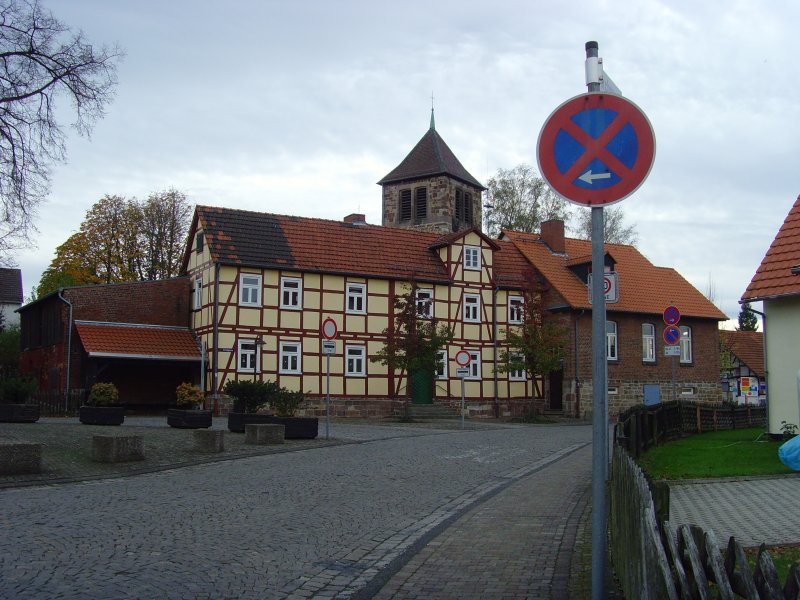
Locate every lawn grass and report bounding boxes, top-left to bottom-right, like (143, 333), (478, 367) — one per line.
(744, 545), (800, 582)
(636, 427), (794, 480)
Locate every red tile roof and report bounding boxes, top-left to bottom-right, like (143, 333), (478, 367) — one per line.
(504, 230), (728, 320)
(743, 195), (800, 301)
(75, 322), (201, 361)
(719, 330), (764, 377)
(190, 206), (528, 285)
(377, 125), (485, 190)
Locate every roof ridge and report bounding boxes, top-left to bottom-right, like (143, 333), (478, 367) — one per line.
(75, 320), (192, 331)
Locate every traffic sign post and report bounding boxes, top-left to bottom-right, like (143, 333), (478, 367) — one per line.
(321, 318), (339, 440)
(454, 350), (471, 430)
(587, 272), (619, 303)
(663, 325), (681, 346)
(663, 305), (681, 326)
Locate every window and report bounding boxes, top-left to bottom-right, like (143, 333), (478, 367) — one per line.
(467, 351), (481, 379)
(346, 283), (366, 314)
(508, 353), (526, 381)
(195, 232), (204, 253)
(680, 386), (697, 396)
(194, 278), (203, 310)
(279, 341), (301, 374)
(508, 296), (524, 324)
(680, 326), (692, 363)
(463, 294), (480, 323)
(239, 274), (262, 306)
(280, 277), (302, 309)
(416, 288), (433, 318)
(642, 323), (655, 362)
(435, 349), (448, 379)
(606, 321), (618, 361)
(464, 246), (480, 270)
(346, 345), (366, 376)
(415, 187), (427, 222)
(455, 189), (473, 226)
(608, 386), (619, 395)
(399, 189), (412, 222)
(237, 339), (259, 373)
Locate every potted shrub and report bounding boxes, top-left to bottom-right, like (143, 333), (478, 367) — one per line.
(79, 382), (125, 425)
(225, 379), (280, 432)
(167, 383), (212, 429)
(263, 388), (318, 439)
(0, 376), (39, 423)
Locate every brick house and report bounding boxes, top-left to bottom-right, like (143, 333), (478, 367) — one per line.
(503, 221), (727, 416)
(18, 278), (201, 408)
(742, 194), (800, 434)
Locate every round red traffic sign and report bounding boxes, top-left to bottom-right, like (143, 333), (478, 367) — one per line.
(454, 350), (471, 367)
(663, 325), (681, 346)
(321, 317), (338, 340)
(663, 305), (681, 326)
(537, 93), (655, 207)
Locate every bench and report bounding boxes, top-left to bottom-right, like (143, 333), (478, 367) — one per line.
(0, 441), (42, 475)
(91, 434), (145, 463)
(245, 423), (284, 445)
(193, 429), (225, 453)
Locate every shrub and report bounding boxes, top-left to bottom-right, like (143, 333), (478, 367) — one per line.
(271, 388), (306, 417)
(223, 379), (279, 413)
(175, 382), (204, 408)
(87, 382), (119, 406)
(0, 376), (37, 404)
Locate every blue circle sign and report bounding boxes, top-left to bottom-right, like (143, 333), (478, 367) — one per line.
(663, 305), (681, 326)
(537, 93), (655, 207)
(663, 325), (681, 346)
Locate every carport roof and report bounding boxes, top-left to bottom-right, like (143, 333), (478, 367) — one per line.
(75, 321), (202, 361)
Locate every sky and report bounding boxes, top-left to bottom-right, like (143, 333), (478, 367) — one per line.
(13, 0), (800, 327)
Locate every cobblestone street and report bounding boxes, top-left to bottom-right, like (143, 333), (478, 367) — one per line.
(0, 421), (591, 599)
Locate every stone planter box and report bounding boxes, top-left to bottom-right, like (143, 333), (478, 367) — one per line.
(79, 406), (125, 426)
(167, 408), (212, 429)
(262, 415), (319, 439)
(227, 412), (276, 433)
(0, 403), (40, 423)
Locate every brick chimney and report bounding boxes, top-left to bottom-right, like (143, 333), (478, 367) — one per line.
(343, 213), (367, 225)
(540, 220), (565, 254)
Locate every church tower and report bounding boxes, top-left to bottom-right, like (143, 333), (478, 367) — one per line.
(379, 110), (486, 234)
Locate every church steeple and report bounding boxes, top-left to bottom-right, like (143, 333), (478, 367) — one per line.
(430, 107), (435, 131)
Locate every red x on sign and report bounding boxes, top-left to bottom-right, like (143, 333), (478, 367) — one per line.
(537, 93), (656, 207)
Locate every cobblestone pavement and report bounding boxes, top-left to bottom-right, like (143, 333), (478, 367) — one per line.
(0, 420), (592, 599)
(668, 475), (800, 547)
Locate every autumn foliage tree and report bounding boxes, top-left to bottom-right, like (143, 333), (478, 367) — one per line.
(34, 189), (192, 297)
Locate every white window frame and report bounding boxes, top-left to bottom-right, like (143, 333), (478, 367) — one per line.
(280, 277), (302, 310)
(463, 293), (481, 323)
(345, 345), (366, 377)
(642, 323), (655, 363)
(467, 351), (481, 380)
(194, 278), (203, 310)
(464, 246), (480, 270)
(680, 326), (692, 364)
(279, 341), (301, 374)
(346, 283), (366, 314)
(237, 339), (260, 373)
(416, 288), (434, 319)
(508, 296), (524, 324)
(606, 320), (618, 361)
(239, 274), (262, 307)
(435, 349), (448, 379)
(508, 352), (526, 381)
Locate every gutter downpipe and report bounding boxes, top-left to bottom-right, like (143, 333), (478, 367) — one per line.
(212, 263), (220, 408)
(748, 304), (769, 432)
(57, 290), (73, 412)
(492, 286), (499, 418)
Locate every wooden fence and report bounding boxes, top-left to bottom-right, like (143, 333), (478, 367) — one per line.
(34, 390), (85, 417)
(615, 401), (767, 458)
(609, 444), (800, 599)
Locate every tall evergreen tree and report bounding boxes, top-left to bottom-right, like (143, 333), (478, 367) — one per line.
(737, 302), (759, 331)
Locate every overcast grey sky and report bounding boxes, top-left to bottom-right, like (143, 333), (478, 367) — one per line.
(15, 0), (800, 325)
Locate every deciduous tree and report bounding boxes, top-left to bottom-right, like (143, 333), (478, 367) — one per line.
(0, 0), (122, 262)
(572, 205), (638, 245)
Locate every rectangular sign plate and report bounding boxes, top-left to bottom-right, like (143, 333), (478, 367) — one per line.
(664, 345), (681, 357)
(322, 341), (336, 355)
(588, 272), (619, 304)
(456, 368), (470, 378)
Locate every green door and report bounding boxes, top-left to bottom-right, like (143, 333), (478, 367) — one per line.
(411, 369), (434, 404)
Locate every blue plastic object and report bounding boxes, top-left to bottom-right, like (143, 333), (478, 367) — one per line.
(778, 435), (800, 471)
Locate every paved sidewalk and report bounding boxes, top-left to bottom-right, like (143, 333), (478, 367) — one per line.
(368, 444), (595, 600)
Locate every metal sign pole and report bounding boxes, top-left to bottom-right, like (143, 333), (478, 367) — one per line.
(461, 376), (465, 430)
(326, 354), (331, 440)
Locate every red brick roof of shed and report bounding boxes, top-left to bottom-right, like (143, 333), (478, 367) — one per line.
(504, 230), (728, 319)
(720, 330), (764, 378)
(75, 321), (201, 361)
(743, 195), (800, 301)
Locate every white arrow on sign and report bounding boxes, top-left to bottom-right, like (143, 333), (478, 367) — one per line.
(578, 170), (612, 185)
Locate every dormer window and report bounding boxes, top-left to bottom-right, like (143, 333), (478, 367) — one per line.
(464, 246), (480, 270)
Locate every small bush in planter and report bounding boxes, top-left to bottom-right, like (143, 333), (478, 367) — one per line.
(87, 382), (119, 406)
(0, 376), (38, 404)
(175, 382), (204, 409)
(271, 388), (305, 417)
(223, 379), (279, 413)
